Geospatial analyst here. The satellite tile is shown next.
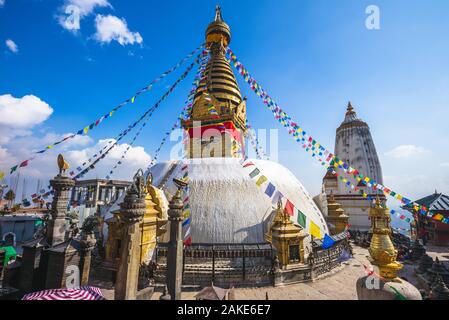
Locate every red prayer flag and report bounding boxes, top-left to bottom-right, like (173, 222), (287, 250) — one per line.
(285, 200), (294, 216)
(19, 160), (29, 168)
(243, 162), (254, 168)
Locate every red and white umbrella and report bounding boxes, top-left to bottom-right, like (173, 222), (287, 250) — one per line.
(22, 286), (105, 300)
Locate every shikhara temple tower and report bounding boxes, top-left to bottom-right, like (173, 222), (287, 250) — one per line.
(181, 5), (247, 158)
(318, 102), (385, 231)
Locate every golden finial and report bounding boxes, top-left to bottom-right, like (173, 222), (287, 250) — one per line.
(215, 4), (223, 22)
(57, 154), (70, 175)
(346, 101), (355, 115)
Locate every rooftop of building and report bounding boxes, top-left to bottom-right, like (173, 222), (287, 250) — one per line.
(74, 178), (131, 187)
(406, 191), (449, 212)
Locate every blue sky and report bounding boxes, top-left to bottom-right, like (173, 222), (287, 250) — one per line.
(1, 0), (449, 229)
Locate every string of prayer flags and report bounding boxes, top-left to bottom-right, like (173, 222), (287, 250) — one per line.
(244, 119), (269, 160)
(145, 49), (210, 172)
(3, 44), (204, 180)
(75, 55), (200, 180)
(242, 159), (326, 239)
(182, 140), (192, 246)
(228, 47), (443, 223)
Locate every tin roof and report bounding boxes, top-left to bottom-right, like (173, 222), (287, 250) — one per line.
(410, 192), (449, 211)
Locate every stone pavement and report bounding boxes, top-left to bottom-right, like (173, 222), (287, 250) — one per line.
(99, 244), (449, 300)
(150, 245), (371, 300)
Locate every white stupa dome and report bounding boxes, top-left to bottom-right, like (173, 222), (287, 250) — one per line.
(148, 157), (329, 245)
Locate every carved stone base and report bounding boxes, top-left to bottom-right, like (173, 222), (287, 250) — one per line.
(356, 276), (422, 300)
(274, 264), (312, 287)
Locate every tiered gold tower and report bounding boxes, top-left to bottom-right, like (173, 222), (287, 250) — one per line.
(326, 194), (349, 235)
(268, 200), (307, 266)
(182, 5), (247, 158)
(368, 198), (403, 280)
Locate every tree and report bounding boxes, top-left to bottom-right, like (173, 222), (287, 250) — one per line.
(4, 189), (15, 207)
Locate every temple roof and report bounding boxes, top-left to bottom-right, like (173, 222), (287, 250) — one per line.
(408, 192), (449, 212)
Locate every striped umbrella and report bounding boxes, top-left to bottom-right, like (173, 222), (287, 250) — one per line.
(22, 286), (105, 300)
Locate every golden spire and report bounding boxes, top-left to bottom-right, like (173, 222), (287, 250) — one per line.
(185, 6), (246, 130)
(346, 101), (355, 115)
(368, 198), (403, 280)
(206, 5), (231, 46)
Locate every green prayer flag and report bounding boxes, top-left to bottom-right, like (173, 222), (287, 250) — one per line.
(297, 209), (307, 228)
(249, 168), (260, 179)
(389, 286), (407, 300)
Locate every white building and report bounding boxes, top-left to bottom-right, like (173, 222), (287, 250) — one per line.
(315, 102), (385, 231)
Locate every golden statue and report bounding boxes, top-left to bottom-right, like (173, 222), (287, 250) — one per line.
(368, 197), (403, 280)
(57, 154), (70, 175)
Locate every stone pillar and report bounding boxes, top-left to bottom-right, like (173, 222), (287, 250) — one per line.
(47, 174), (75, 246)
(166, 179), (185, 300)
(114, 171), (146, 300)
(78, 231), (97, 286)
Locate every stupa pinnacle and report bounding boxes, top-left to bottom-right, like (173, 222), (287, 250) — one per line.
(182, 5), (247, 158)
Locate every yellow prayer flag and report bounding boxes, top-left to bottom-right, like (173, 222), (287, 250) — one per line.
(0, 171), (5, 180)
(182, 209), (190, 219)
(310, 221), (321, 239)
(83, 127), (89, 134)
(255, 175), (267, 187)
(47, 145), (53, 149)
(131, 96), (135, 103)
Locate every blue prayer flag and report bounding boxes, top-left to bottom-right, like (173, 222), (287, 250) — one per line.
(264, 183), (275, 198)
(322, 234), (336, 249)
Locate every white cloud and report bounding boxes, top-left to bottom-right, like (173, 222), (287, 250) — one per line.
(384, 144), (430, 159)
(0, 94), (53, 128)
(65, 139), (151, 180)
(58, 0), (111, 32)
(0, 94), (54, 144)
(5, 39), (18, 53)
(94, 14), (143, 46)
(440, 162), (449, 168)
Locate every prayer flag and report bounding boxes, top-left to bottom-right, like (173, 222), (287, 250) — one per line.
(297, 209), (306, 228)
(19, 160), (28, 168)
(264, 183), (275, 197)
(10, 165), (18, 174)
(0, 171), (5, 180)
(284, 200), (294, 216)
(243, 162), (254, 168)
(322, 234), (335, 249)
(310, 221), (321, 239)
(249, 168), (260, 179)
(256, 175), (267, 187)
(272, 191), (283, 205)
